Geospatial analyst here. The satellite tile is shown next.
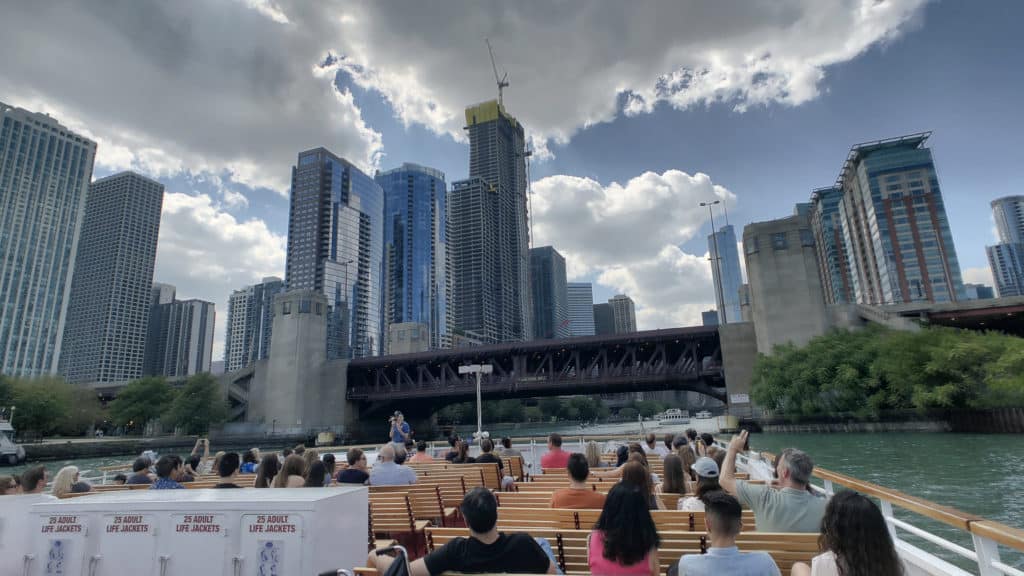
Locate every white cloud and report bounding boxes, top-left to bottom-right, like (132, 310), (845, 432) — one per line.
(333, 1), (929, 154)
(962, 266), (994, 287)
(0, 1), (382, 196)
(155, 192), (286, 359)
(532, 170), (735, 328)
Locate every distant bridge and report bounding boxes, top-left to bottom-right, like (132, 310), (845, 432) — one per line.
(346, 326), (727, 416)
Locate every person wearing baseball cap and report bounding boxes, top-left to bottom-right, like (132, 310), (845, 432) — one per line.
(677, 457), (722, 512)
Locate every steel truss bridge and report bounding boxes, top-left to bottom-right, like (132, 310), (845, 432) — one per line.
(346, 326), (726, 413)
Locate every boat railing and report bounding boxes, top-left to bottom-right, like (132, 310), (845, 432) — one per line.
(735, 449), (1024, 576)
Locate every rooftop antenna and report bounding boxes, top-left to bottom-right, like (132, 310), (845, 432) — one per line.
(486, 38), (509, 106)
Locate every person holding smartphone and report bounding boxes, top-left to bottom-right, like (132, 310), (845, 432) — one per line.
(389, 411), (411, 445)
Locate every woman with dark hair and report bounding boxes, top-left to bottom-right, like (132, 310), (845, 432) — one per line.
(620, 461), (665, 510)
(616, 445), (629, 467)
(240, 449), (259, 473)
(678, 443), (697, 482)
(450, 440), (476, 464)
(656, 453), (687, 496)
(321, 453), (336, 486)
(588, 483), (660, 575)
(792, 491), (904, 576)
(253, 454), (280, 488)
(273, 455), (306, 488)
(304, 461), (327, 488)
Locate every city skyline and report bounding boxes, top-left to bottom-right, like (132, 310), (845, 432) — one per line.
(1, 2), (1020, 359)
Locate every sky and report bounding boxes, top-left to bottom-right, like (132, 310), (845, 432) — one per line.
(2, 1), (1022, 359)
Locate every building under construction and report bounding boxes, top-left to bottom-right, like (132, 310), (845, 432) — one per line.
(449, 100), (533, 343)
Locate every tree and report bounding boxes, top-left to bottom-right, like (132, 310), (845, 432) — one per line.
(524, 406), (544, 422)
(496, 399), (525, 422)
(538, 397), (562, 419)
(618, 407), (639, 421)
(166, 373), (228, 435)
(108, 376), (176, 431)
(10, 376), (74, 437)
(633, 399), (664, 418)
(58, 387), (105, 436)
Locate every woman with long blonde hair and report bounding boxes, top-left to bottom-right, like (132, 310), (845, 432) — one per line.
(273, 455), (307, 488)
(51, 466), (91, 498)
(584, 441), (607, 469)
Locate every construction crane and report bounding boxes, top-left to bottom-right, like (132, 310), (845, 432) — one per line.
(485, 38), (509, 106)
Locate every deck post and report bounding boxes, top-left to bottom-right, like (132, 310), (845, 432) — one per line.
(972, 533), (1002, 576)
(879, 500), (899, 543)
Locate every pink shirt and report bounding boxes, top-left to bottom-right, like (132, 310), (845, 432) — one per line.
(587, 530), (652, 575)
(540, 448), (572, 469)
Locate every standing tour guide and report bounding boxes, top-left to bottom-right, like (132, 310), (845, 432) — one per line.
(390, 411), (411, 445)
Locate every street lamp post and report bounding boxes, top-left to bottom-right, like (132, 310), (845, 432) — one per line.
(459, 364), (493, 441)
(700, 200), (727, 324)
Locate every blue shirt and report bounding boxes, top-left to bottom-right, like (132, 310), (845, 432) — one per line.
(391, 421), (410, 443)
(240, 462), (257, 474)
(678, 546), (781, 576)
(368, 461), (417, 486)
(150, 477), (184, 490)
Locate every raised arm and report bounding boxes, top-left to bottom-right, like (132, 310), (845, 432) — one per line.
(720, 430), (748, 496)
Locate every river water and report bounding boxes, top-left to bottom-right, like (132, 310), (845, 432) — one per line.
(5, 429), (1022, 569)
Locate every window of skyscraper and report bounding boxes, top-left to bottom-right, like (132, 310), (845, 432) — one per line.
(772, 232), (788, 250)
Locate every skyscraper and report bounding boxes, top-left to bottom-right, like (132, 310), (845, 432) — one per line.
(223, 276), (284, 372)
(60, 172), (164, 384)
(143, 284), (215, 377)
(810, 186), (853, 304)
(375, 163), (450, 351)
(530, 246), (569, 340)
(707, 224), (743, 323)
(986, 196), (1024, 298)
(284, 148), (384, 359)
(449, 100), (531, 343)
(593, 303), (615, 336)
(609, 294), (637, 333)
(835, 133), (965, 304)
(0, 102), (97, 377)
(566, 283), (596, 337)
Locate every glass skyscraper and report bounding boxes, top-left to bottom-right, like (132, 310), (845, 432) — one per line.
(529, 246), (569, 340)
(707, 224), (743, 323)
(566, 282), (596, 337)
(609, 294), (637, 333)
(224, 276), (285, 372)
(986, 196), (1024, 297)
(285, 148), (384, 359)
(143, 284), (216, 377)
(835, 133), (965, 304)
(450, 100), (532, 343)
(60, 172), (164, 384)
(0, 102), (97, 377)
(810, 186), (853, 304)
(375, 163), (450, 351)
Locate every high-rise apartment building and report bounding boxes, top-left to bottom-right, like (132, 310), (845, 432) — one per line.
(449, 100), (532, 343)
(593, 303), (615, 336)
(835, 133), (965, 304)
(143, 284), (215, 377)
(375, 163), (450, 351)
(284, 148), (384, 359)
(986, 196), (1024, 298)
(987, 243), (1024, 297)
(708, 224), (743, 323)
(530, 246), (569, 340)
(608, 294), (637, 333)
(223, 276), (284, 372)
(0, 102), (97, 377)
(566, 283), (596, 337)
(810, 186), (853, 304)
(60, 172), (164, 384)
(701, 310), (719, 327)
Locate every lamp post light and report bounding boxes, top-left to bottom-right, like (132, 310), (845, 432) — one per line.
(459, 364), (493, 441)
(700, 200), (727, 324)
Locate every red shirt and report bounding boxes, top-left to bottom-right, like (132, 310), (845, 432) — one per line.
(540, 448), (572, 469)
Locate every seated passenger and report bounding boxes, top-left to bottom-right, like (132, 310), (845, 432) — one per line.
(214, 453), (242, 488)
(620, 461), (665, 510)
(585, 440), (609, 469)
(150, 455), (185, 490)
(51, 466), (91, 497)
(368, 487), (557, 575)
(588, 483), (660, 575)
(499, 437), (522, 458)
(408, 440), (435, 463)
(657, 453), (688, 496)
(272, 454), (307, 488)
(550, 453), (606, 509)
(791, 490), (905, 576)
(540, 433), (572, 469)
(337, 448), (369, 485)
(720, 430), (827, 533)
(369, 444), (417, 486)
(125, 457), (153, 485)
(677, 457), (722, 512)
(677, 491), (780, 575)
(450, 440), (476, 464)
(474, 438), (515, 490)
(240, 449), (259, 474)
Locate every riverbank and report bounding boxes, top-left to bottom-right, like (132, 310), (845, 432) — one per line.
(18, 432), (312, 462)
